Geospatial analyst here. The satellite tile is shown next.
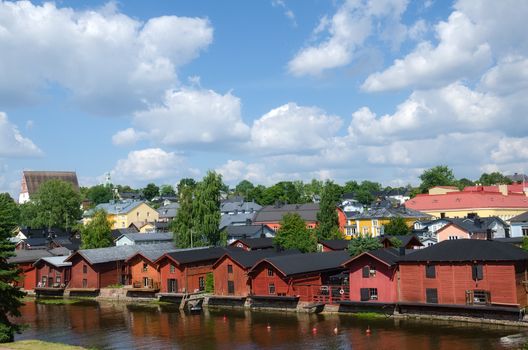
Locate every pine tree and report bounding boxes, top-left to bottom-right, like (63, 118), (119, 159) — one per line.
(274, 213), (317, 253)
(81, 209), (114, 249)
(0, 193), (25, 342)
(316, 180), (342, 240)
(193, 171), (223, 246)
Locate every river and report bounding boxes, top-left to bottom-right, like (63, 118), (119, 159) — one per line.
(13, 300), (528, 349)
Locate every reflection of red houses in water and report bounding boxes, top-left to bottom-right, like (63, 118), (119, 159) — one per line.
(398, 239), (528, 308)
(248, 251), (349, 302)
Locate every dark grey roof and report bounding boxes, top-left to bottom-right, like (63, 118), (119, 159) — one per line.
(48, 247), (71, 256)
(162, 246), (236, 265)
(24, 237), (48, 248)
(320, 239), (349, 251)
(127, 243), (178, 262)
(509, 211), (528, 223)
(343, 247), (417, 267)
(443, 217), (507, 233)
(111, 227), (139, 239)
(232, 237), (274, 249)
(378, 234), (423, 247)
(493, 237), (524, 244)
(220, 200), (262, 214)
(507, 173), (528, 183)
(251, 251), (350, 277)
(218, 249), (299, 269)
(69, 243), (178, 265)
(220, 212), (256, 229)
(8, 249), (54, 264)
(350, 206), (430, 220)
(225, 224), (274, 239)
(253, 203), (320, 223)
(157, 203), (179, 219)
(34, 256), (72, 268)
(116, 232), (172, 243)
(400, 239), (528, 262)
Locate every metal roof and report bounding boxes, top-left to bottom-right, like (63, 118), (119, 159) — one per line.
(253, 203), (320, 223)
(34, 256), (72, 267)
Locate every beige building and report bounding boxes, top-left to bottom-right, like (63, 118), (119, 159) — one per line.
(83, 200), (159, 230)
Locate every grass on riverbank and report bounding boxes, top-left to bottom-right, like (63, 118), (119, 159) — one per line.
(0, 340), (89, 350)
(350, 312), (385, 320)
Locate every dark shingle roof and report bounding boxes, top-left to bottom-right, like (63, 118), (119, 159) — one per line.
(343, 247), (417, 267)
(116, 232), (172, 243)
(22, 171), (79, 195)
(320, 239), (349, 251)
(8, 249), (54, 264)
(225, 225), (273, 238)
(251, 251), (349, 277)
(443, 217), (507, 234)
(378, 234), (423, 247)
(162, 246), (237, 265)
(217, 249), (299, 269)
(350, 206), (430, 220)
(111, 227), (139, 239)
(67, 243), (176, 265)
(231, 237), (274, 249)
(509, 211), (528, 223)
(253, 203), (320, 223)
(400, 239), (528, 262)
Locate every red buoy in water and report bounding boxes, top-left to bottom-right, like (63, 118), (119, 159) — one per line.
(366, 326), (372, 335)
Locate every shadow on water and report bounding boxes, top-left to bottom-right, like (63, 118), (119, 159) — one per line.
(14, 300), (528, 350)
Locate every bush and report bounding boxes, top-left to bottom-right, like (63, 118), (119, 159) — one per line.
(205, 272), (214, 293)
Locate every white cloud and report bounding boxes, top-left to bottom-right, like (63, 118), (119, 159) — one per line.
(0, 1), (213, 114)
(112, 128), (147, 146)
(250, 103), (342, 153)
(480, 56), (528, 95)
(110, 148), (185, 182)
(288, 0), (409, 76)
(117, 88), (250, 147)
(0, 112), (42, 157)
(271, 0), (297, 26)
(408, 19), (428, 41)
(216, 160), (266, 183)
(491, 138), (528, 163)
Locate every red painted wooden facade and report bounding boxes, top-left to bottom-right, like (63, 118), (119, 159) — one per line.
(14, 263), (37, 290)
(68, 254), (128, 289)
(157, 257), (214, 293)
(399, 262), (528, 307)
(343, 253), (398, 303)
(126, 253), (161, 290)
(213, 255), (251, 297)
(34, 261), (71, 288)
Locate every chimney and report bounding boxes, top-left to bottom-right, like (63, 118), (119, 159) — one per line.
(399, 247), (406, 256)
(498, 184), (508, 196)
(486, 229), (493, 241)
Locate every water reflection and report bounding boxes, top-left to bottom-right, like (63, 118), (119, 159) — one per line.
(14, 300), (528, 350)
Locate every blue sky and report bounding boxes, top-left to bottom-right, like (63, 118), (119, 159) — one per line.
(1, 0), (528, 197)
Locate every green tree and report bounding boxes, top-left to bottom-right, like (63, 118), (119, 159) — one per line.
(81, 209), (114, 249)
(159, 184), (176, 197)
(20, 179), (81, 230)
(522, 236), (528, 251)
(261, 181), (301, 205)
(247, 184), (266, 204)
(478, 172), (513, 186)
(171, 179), (197, 248)
(316, 180), (342, 240)
(389, 237), (402, 248)
(193, 171), (223, 246)
(348, 235), (383, 257)
(205, 272), (214, 293)
(457, 178), (475, 190)
(342, 180), (359, 194)
(0, 193), (25, 342)
(274, 213), (317, 253)
(234, 180), (254, 199)
(383, 217), (410, 236)
(304, 179), (324, 202)
(419, 165), (457, 193)
(355, 180), (382, 205)
(143, 183), (160, 201)
(86, 184), (114, 205)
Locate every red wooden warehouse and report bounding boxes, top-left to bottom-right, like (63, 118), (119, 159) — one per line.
(342, 248), (403, 303)
(34, 256), (71, 289)
(248, 251), (350, 303)
(124, 243), (176, 292)
(398, 239), (528, 308)
(212, 249), (297, 297)
(156, 247), (234, 294)
(8, 250), (54, 291)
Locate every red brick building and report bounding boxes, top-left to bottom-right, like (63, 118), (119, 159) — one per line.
(398, 239), (528, 308)
(248, 251), (349, 302)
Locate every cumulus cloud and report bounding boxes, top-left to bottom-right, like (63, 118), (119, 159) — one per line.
(491, 138), (528, 163)
(110, 148), (185, 182)
(250, 103), (342, 153)
(0, 1), (213, 114)
(0, 112), (42, 157)
(115, 88), (250, 147)
(362, 0), (528, 92)
(288, 0), (409, 76)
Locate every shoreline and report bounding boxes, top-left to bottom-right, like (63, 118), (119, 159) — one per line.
(22, 293), (528, 329)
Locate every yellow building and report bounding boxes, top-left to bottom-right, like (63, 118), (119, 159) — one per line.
(344, 206), (430, 239)
(83, 200), (159, 230)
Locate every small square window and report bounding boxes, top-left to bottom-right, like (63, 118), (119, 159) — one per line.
(227, 264), (233, 274)
(142, 263), (148, 272)
(268, 283), (276, 295)
(267, 268), (274, 277)
(170, 264), (176, 273)
(425, 264), (436, 278)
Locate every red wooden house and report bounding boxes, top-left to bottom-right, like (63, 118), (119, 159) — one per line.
(229, 237), (275, 251)
(342, 248), (403, 303)
(398, 239), (528, 308)
(65, 245), (137, 290)
(212, 249), (297, 297)
(124, 243), (175, 291)
(34, 256), (71, 289)
(248, 251), (350, 302)
(8, 250), (55, 290)
(156, 247), (234, 294)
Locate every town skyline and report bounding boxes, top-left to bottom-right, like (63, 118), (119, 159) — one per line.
(1, 0), (527, 197)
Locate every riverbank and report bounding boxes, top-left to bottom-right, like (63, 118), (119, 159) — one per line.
(0, 340), (88, 350)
